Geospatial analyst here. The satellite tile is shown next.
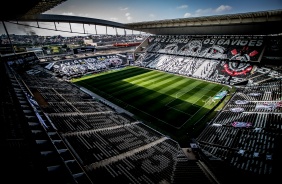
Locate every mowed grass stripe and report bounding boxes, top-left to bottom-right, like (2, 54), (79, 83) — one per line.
(123, 70), (164, 82)
(97, 71), (169, 97)
(140, 75), (192, 92)
(129, 81), (202, 116)
(134, 73), (188, 90)
(73, 67), (148, 95)
(127, 74), (181, 95)
(130, 81), (218, 124)
(168, 84), (217, 109)
(100, 71), (166, 94)
(145, 81), (204, 112)
(123, 71), (169, 87)
(82, 67), (150, 86)
(170, 83), (219, 111)
(175, 85), (228, 116)
(124, 69), (184, 85)
(177, 83), (218, 103)
(154, 85), (219, 126)
(127, 73), (191, 91)
(122, 76), (193, 105)
(108, 73), (175, 97)
(81, 67), (138, 82)
(73, 66), (225, 128)
(71, 67), (125, 82)
(92, 69), (164, 92)
(87, 69), (172, 100)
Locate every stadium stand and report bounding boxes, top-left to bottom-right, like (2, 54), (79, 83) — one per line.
(1, 2), (281, 184)
(134, 34), (282, 183)
(2, 34), (281, 183)
(1, 59), (220, 183)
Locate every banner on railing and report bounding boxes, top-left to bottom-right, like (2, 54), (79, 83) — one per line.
(234, 100), (249, 105)
(230, 107), (244, 112)
(232, 121), (252, 128)
(255, 102), (282, 110)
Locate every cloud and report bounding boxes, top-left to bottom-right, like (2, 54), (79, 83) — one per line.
(186, 5), (232, 17)
(177, 5), (188, 9)
(215, 5), (232, 13)
(125, 13), (132, 21)
(195, 8), (213, 16)
(184, 13), (192, 18)
(120, 7), (128, 11)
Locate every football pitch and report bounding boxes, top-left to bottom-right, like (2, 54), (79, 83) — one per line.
(72, 66), (229, 136)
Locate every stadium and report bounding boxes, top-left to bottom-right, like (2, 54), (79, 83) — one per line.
(1, 1), (282, 184)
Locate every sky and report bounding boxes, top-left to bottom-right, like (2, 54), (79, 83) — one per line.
(1, 0), (282, 36)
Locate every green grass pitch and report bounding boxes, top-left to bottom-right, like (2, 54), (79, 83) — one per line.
(72, 66), (229, 137)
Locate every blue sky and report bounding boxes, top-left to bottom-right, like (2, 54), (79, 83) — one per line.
(45, 0), (282, 23)
(1, 0), (282, 36)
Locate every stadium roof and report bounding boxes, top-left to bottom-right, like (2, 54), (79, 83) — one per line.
(0, 0), (67, 21)
(126, 9), (282, 35)
(1, 1), (282, 36)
